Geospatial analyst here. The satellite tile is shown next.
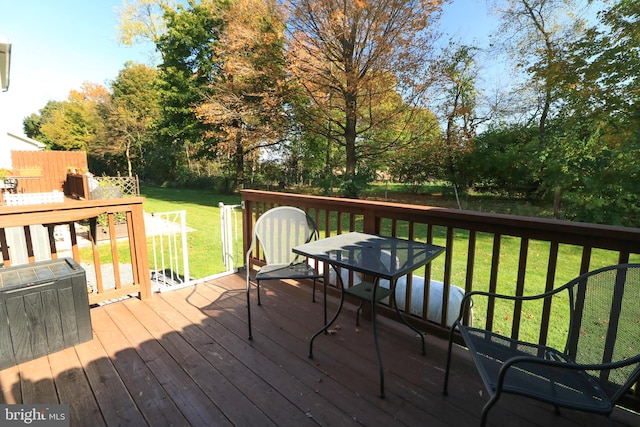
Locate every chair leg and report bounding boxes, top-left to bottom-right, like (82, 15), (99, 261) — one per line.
(356, 301), (364, 326)
(442, 323), (457, 395)
(257, 279), (262, 306)
(247, 277), (253, 341)
(480, 394), (499, 427)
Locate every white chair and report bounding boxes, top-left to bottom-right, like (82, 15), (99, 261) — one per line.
(246, 206), (322, 340)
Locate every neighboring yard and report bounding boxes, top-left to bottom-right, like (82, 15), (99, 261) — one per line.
(78, 185), (241, 280)
(360, 182), (555, 218)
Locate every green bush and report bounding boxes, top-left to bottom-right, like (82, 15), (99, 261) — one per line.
(340, 169), (375, 198)
(465, 126), (541, 198)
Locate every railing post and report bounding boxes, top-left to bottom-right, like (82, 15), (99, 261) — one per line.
(363, 206), (378, 234)
(242, 199), (253, 269)
(82, 174), (89, 200)
(130, 202), (152, 299)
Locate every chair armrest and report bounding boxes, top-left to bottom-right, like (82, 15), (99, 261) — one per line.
(503, 352), (640, 372)
(451, 285), (572, 330)
(495, 353), (640, 394)
(464, 286), (564, 303)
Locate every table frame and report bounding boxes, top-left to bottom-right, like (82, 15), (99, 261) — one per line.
(293, 231), (445, 397)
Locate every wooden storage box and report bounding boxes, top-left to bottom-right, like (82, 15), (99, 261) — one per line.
(0, 258), (92, 369)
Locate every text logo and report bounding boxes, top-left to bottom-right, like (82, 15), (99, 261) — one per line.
(0, 405), (69, 426)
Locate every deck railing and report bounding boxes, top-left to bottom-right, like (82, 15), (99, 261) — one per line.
(0, 197), (152, 306)
(242, 189), (640, 408)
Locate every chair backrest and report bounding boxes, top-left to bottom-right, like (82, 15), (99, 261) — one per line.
(250, 206), (318, 266)
(564, 264), (640, 403)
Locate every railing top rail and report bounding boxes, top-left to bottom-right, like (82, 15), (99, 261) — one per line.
(0, 197), (145, 212)
(0, 197), (146, 227)
(241, 190), (640, 251)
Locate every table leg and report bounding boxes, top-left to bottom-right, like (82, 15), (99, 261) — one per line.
(371, 283), (385, 398)
(391, 280), (426, 355)
(308, 268), (345, 359)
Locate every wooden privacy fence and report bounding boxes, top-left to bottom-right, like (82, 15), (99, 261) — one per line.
(242, 189), (640, 409)
(8, 151), (88, 194)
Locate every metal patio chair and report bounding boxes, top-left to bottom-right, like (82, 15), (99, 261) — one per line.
(3, 178), (17, 194)
(443, 263), (640, 426)
(245, 206), (323, 340)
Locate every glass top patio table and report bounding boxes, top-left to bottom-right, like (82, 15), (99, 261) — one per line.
(293, 231), (445, 398)
(293, 231), (444, 281)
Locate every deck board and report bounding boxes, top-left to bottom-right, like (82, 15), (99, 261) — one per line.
(47, 347), (102, 423)
(19, 355), (57, 403)
(0, 272), (638, 426)
(164, 284), (354, 426)
(92, 308), (190, 426)
(143, 290), (319, 427)
(74, 337), (145, 426)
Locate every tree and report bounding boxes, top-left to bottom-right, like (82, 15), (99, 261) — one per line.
(466, 125), (541, 197)
(386, 107), (443, 187)
(117, 0), (177, 47)
(431, 42), (485, 187)
(23, 100), (64, 146)
(103, 62), (160, 177)
(153, 0), (225, 182)
(38, 82), (109, 151)
(547, 0), (640, 225)
(492, 0), (590, 139)
(560, 0), (640, 142)
(286, 0), (445, 184)
(195, 0), (289, 189)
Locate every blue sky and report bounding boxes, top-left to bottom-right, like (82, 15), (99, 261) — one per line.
(0, 0), (154, 136)
(0, 0), (495, 137)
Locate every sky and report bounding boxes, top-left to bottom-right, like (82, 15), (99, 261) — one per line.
(0, 0), (495, 138)
(0, 0), (155, 137)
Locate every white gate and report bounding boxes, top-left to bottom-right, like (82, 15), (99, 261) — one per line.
(219, 202), (242, 273)
(150, 203), (243, 293)
(149, 210), (193, 292)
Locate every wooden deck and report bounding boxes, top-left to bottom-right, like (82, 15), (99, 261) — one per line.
(1, 272), (638, 426)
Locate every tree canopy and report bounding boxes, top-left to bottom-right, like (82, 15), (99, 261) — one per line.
(21, 0), (640, 226)
(286, 0), (445, 180)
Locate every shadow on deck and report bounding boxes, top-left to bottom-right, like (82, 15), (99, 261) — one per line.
(0, 272), (638, 426)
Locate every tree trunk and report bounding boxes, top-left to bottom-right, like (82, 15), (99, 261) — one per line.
(235, 133), (244, 189)
(126, 141), (133, 178)
(553, 186), (562, 219)
(325, 130), (333, 195)
(344, 91), (358, 177)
